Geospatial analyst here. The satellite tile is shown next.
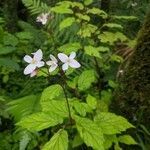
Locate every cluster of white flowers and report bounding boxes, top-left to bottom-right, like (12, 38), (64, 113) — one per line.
(23, 49), (81, 77)
(36, 13), (49, 25)
(23, 49), (44, 77)
(24, 13), (80, 77)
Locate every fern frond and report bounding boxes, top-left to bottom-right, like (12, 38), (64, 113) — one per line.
(19, 131), (31, 150)
(14, 128), (37, 150)
(6, 95), (41, 121)
(22, 0), (49, 15)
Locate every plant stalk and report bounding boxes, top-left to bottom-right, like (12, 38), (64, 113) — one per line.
(61, 83), (72, 125)
(59, 67), (72, 125)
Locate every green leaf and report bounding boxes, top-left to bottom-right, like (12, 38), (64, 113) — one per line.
(37, 68), (49, 77)
(99, 31), (128, 45)
(3, 74), (9, 83)
(98, 46), (110, 52)
(0, 58), (19, 70)
(41, 100), (69, 118)
(112, 15), (138, 21)
(84, 45), (101, 58)
(71, 2), (84, 10)
(114, 143), (122, 150)
(17, 112), (63, 131)
(103, 23), (123, 29)
(86, 95), (97, 109)
(58, 42), (81, 54)
(0, 17), (5, 24)
(97, 101), (108, 112)
(78, 70), (96, 91)
(19, 133), (30, 150)
(118, 135), (137, 145)
(76, 13), (90, 21)
(57, 1), (72, 7)
(65, 67), (74, 75)
(100, 90), (112, 105)
(75, 116), (104, 150)
(16, 32), (33, 40)
(140, 124), (150, 136)
(7, 95), (40, 121)
(72, 134), (83, 148)
(22, 0), (49, 15)
(84, 0), (93, 6)
(87, 7), (107, 18)
(111, 54), (123, 63)
(104, 135), (117, 149)
(51, 5), (73, 14)
(41, 84), (63, 102)
(0, 46), (16, 55)
(71, 100), (92, 116)
(127, 39), (137, 49)
(42, 129), (68, 150)
(77, 24), (97, 38)
(94, 112), (134, 135)
(108, 80), (118, 88)
(3, 34), (18, 46)
(59, 17), (75, 30)
(67, 76), (79, 89)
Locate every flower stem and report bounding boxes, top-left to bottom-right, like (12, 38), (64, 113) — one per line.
(94, 57), (103, 97)
(58, 67), (72, 125)
(60, 83), (72, 125)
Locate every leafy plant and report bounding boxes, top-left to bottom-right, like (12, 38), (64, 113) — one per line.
(13, 0), (139, 150)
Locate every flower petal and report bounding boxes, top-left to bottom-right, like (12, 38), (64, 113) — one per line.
(58, 53), (68, 63)
(46, 60), (53, 66)
(36, 61), (45, 68)
(24, 64), (36, 75)
(50, 54), (57, 63)
(30, 70), (37, 77)
(40, 18), (47, 25)
(36, 17), (42, 23)
(36, 13), (49, 25)
(69, 59), (81, 68)
(62, 63), (69, 71)
(69, 52), (76, 59)
(33, 49), (43, 61)
(24, 55), (32, 63)
(49, 64), (58, 72)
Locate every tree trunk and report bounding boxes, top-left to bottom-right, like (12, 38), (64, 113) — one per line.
(3, 0), (18, 33)
(112, 11), (150, 129)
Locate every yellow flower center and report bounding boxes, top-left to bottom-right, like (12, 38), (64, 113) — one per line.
(31, 59), (36, 64)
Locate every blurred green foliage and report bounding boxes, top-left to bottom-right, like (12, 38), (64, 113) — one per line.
(0, 0), (149, 150)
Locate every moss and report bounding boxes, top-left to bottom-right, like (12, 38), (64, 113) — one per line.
(113, 11), (150, 129)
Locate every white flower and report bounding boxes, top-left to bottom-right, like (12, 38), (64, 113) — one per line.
(36, 13), (49, 25)
(23, 49), (45, 76)
(46, 55), (58, 72)
(119, 70), (124, 76)
(58, 52), (81, 71)
(30, 70), (37, 77)
(131, 2), (137, 7)
(119, 70), (124, 73)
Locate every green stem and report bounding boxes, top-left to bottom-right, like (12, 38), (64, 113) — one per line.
(58, 66), (72, 124)
(94, 57), (102, 96)
(60, 83), (72, 125)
